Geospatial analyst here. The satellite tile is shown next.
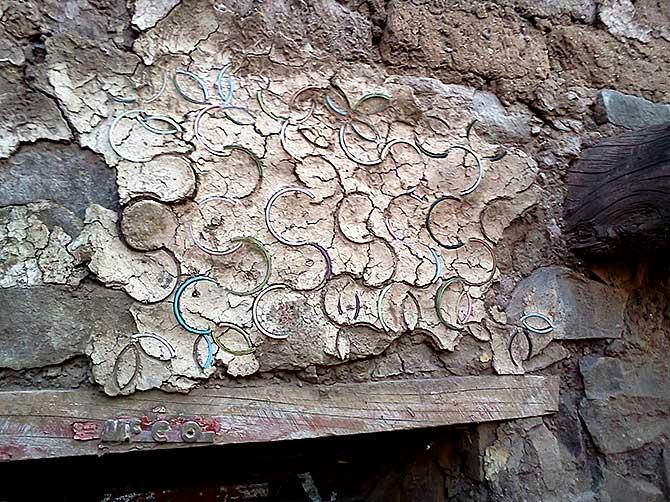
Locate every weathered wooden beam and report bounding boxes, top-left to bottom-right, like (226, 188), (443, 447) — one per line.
(564, 122), (670, 256)
(0, 376), (559, 462)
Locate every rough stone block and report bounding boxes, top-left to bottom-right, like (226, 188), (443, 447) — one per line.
(595, 89), (670, 129)
(507, 266), (627, 340)
(0, 283), (136, 370)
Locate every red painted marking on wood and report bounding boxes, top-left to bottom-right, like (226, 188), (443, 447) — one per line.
(72, 421), (102, 441)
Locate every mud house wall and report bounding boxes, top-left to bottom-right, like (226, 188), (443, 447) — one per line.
(1, 0), (670, 500)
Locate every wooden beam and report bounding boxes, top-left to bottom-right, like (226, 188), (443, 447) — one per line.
(564, 122), (670, 256)
(0, 376), (559, 462)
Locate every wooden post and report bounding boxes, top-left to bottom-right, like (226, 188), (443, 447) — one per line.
(564, 122), (670, 256)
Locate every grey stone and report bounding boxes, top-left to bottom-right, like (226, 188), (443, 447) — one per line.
(471, 90), (533, 142)
(526, 422), (562, 492)
(0, 282), (136, 370)
(0, 66), (71, 158)
(663, 447), (670, 491)
(599, 0), (652, 43)
(579, 357), (670, 454)
(580, 357), (670, 401)
(579, 397), (669, 454)
(0, 143), (119, 218)
(507, 266), (627, 340)
(601, 469), (664, 502)
(595, 89), (670, 129)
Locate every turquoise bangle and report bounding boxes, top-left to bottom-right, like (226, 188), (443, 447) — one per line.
(173, 275), (217, 335)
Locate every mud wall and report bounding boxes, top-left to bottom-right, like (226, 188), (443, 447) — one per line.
(1, 0), (670, 500)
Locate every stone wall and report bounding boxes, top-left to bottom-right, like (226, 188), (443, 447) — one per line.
(1, 0), (670, 500)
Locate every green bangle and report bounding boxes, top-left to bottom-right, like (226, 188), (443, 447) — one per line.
(212, 322), (256, 356)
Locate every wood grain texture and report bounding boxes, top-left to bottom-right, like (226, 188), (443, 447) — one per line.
(564, 122), (670, 256)
(0, 376), (559, 462)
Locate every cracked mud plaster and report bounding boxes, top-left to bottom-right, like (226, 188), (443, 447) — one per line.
(0, 66), (71, 158)
(35, 1), (542, 394)
(0, 202), (84, 288)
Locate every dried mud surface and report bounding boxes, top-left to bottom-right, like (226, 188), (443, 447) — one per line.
(2, 0), (670, 500)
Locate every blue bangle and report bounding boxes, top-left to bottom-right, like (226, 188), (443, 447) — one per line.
(173, 275), (217, 335)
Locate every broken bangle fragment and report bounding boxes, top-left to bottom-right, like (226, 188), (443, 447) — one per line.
(137, 113), (183, 136)
(426, 195), (465, 250)
(131, 333), (176, 360)
(189, 196), (244, 255)
(109, 109), (154, 163)
(435, 276), (471, 331)
(224, 236), (272, 296)
(113, 343), (141, 392)
(458, 237), (496, 287)
(193, 333), (214, 370)
(173, 69), (209, 104)
(339, 122), (384, 166)
(252, 284), (291, 340)
(216, 64), (235, 105)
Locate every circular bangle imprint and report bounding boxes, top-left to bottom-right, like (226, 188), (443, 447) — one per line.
(265, 187), (316, 246)
(350, 118), (382, 143)
(425, 195), (465, 250)
(173, 275), (217, 335)
(212, 322), (256, 356)
(288, 86), (319, 124)
(298, 126), (330, 149)
(335, 191), (375, 244)
(353, 93), (391, 114)
(457, 237), (497, 287)
(377, 283), (395, 332)
(280, 120), (303, 161)
(223, 106), (256, 126)
(173, 69), (209, 104)
(378, 284), (420, 332)
(188, 196), (244, 256)
(434, 276), (472, 331)
(291, 242), (333, 292)
(144, 69), (167, 104)
(109, 109), (155, 163)
(194, 104), (255, 155)
(223, 145), (264, 197)
(252, 284), (291, 340)
(257, 89), (289, 121)
(380, 139), (422, 162)
(223, 236), (272, 297)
